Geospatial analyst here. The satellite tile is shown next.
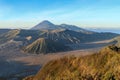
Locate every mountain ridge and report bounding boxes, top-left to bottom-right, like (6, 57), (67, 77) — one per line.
(111, 36), (120, 47)
(0, 29), (119, 54)
(0, 21), (119, 54)
(31, 20), (93, 34)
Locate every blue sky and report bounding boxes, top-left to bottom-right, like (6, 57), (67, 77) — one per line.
(0, 0), (120, 32)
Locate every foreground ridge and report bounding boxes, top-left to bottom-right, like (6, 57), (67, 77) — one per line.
(24, 45), (120, 80)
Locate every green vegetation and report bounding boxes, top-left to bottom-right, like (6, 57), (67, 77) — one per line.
(24, 45), (120, 80)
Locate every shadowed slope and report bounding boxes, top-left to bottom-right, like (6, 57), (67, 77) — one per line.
(31, 20), (58, 30)
(23, 38), (70, 54)
(0, 29), (10, 34)
(39, 29), (81, 44)
(0, 29), (20, 44)
(0, 29), (118, 45)
(0, 29), (119, 54)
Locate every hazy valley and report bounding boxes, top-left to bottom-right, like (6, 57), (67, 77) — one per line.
(0, 21), (120, 80)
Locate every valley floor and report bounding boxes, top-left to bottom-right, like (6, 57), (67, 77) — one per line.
(0, 39), (112, 79)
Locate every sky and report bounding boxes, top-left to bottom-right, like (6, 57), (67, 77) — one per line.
(0, 0), (120, 32)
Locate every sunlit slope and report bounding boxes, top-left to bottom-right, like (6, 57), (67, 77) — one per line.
(112, 36), (120, 47)
(27, 45), (120, 80)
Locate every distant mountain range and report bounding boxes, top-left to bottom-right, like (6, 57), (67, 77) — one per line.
(0, 20), (119, 54)
(31, 20), (93, 34)
(31, 20), (57, 30)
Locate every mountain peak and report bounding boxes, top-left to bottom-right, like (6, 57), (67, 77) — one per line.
(40, 20), (53, 25)
(31, 20), (57, 30)
(31, 20), (93, 34)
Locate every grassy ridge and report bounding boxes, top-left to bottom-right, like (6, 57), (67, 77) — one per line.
(24, 45), (120, 80)
(112, 36), (120, 47)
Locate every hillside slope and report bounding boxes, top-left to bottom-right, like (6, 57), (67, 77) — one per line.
(112, 36), (120, 47)
(58, 24), (93, 34)
(24, 45), (120, 80)
(0, 29), (20, 44)
(23, 38), (70, 54)
(0, 29), (10, 34)
(0, 29), (119, 54)
(22, 29), (118, 54)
